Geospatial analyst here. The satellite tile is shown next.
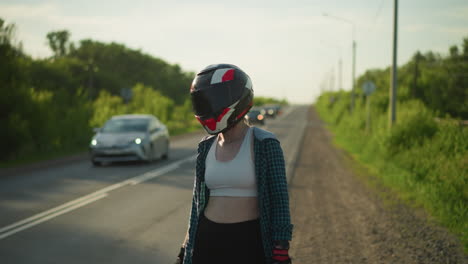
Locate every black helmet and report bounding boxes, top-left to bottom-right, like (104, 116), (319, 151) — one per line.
(190, 64), (253, 134)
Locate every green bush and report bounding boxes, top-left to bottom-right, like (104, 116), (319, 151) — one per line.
(127, 84), (175, 123)
(385, 101), (438, 154)
(316, 90), (468, 251)
(315, 36), (468, 250)
(90, 83), (200, 136)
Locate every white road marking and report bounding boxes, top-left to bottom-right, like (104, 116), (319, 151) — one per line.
(0, 154), (197, 240)
(0, 192), (105, 234)
(0, 193), (107, 240)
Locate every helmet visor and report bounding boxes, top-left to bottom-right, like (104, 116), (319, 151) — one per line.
(191, 85), (242, 118)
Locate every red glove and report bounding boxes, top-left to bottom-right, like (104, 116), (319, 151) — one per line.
(272, 241), (291, 264)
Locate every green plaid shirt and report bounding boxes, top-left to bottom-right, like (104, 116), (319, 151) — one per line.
(183, 127), (293, 264)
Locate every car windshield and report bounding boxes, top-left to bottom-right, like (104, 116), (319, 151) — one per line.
(248, 110), (261, 116)
(101, 118), (149, 133)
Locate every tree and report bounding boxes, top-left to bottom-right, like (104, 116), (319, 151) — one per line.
(68, 39), (194, 103)
(0, 18), (35, 159)
(0, 18), (14, 45)
(463, 37), (468, 58)
(46, 30), (71, 58)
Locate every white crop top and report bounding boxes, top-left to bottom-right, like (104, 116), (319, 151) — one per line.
(205, 127), (257, 197)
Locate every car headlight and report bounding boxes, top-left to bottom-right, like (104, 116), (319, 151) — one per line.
(91, 139), (97, 146)
(134, 138), (142, 144)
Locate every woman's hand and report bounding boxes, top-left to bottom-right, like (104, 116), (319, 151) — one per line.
(272, 241), (291, 264)
(174, 247), (185, 264)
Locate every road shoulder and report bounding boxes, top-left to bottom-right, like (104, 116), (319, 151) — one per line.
(288, 107), (466, 264)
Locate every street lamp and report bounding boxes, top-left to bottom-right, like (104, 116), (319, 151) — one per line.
(323, 13), (357, 112)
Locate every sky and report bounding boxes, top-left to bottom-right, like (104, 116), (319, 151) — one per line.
(1, 0), (467, 103)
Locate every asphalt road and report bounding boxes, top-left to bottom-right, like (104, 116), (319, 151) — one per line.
(0, 105), (308, 264)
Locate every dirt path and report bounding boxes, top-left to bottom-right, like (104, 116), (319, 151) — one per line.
(289, 107), (466, 264)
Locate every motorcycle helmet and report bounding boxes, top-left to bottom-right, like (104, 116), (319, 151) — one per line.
(190, 63), (253, 134)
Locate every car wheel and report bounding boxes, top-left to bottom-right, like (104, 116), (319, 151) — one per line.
(149, 144), (156, 162)
(161, 140), (169, 160)
(92, 160), (101, 167)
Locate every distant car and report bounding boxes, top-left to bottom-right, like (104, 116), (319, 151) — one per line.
(261, 104), (282, 119)
(246, 108), (265, 126)
(89, 114), (169, 166)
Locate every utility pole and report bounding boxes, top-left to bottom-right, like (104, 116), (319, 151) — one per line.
(389, 0), (398, 127)
(338, 58), (343, 90)
(366, 92), (371, 133)
(86, 59), (99, 99)
(351, 40), (356, 112)
(330, 68), (335, 92)
(317, 38), (343, 91)
(322, 13), (356, 112)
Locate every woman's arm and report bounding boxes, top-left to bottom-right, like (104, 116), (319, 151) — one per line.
(182, 231), (189, 247)
(264, 139), (293, 241)
(264, 139), (293, 263)
(177, 147), (203, 263)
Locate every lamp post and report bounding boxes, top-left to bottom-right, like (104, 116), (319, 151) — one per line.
(323, 13), (357, 112)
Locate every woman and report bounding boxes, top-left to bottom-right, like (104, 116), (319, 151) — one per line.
(176, 64), (293, 264)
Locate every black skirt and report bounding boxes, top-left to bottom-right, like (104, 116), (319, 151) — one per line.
(192, 213), (266, 264)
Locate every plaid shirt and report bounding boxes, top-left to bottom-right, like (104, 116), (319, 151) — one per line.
(183, 127), (293, 264)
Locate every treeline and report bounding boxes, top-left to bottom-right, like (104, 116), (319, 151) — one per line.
(1, 18), (195, 163)
(356, 37), (468, 119)
(253, 96), (288, 107)
(0, 19), (286, 164)
(315, 36), (468, 250)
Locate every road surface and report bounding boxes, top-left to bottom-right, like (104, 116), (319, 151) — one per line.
(289, 108), (466, 264)
(1, 105), (466, 264)
(0, 105), (307, 264)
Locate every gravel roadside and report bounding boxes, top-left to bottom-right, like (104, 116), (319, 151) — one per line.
(288, 107), (467, 264)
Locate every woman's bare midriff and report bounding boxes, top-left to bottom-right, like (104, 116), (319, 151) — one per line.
(203, 123), (258, 223)
(204, 196), (259, 223)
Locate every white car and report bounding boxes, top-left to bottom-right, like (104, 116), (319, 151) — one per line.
(89, 115), (169, 166)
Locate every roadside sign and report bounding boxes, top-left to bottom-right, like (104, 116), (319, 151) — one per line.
(120, 88), (133, 103)
(362, 81), (376, 96)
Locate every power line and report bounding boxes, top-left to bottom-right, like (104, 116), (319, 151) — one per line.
(367, 0), (386, 35)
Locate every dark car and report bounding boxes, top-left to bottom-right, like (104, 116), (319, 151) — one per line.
(89, 114), (169, 166)
(261, 104), (282, 119)
(246, 108), (265, 126)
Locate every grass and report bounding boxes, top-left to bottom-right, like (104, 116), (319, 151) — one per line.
(315, 92), (468, 252)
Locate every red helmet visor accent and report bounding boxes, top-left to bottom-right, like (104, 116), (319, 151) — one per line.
(196, 107), (231, 131)
(235, 101), (253, 120)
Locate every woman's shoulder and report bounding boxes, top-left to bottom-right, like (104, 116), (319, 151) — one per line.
(197, 134), (216, 149)
(252, 126), (278, 141)
(197, 126), (278, 147)
(199, 134), (216, 143)
(196, 135), (216, 155)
